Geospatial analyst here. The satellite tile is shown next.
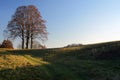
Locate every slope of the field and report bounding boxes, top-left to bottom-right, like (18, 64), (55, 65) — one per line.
(0, 41), (120, 80)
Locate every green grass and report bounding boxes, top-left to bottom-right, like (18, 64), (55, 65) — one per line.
(0, 41), (120, 80)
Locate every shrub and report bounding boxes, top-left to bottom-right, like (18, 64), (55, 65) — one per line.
(0, 40), (14, 49)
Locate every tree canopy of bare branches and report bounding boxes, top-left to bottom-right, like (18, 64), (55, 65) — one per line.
(4, 5), (48, 49)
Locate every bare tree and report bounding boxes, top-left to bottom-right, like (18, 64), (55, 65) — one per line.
(32, 40), (46, 49)
(17, 43), (22, 49)
(27, 5), (48, 49)
(4, 5), (48, 49)
(4, 6), (27, 49)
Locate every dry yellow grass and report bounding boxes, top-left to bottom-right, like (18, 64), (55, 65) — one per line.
(0, 54), (35, 69)
(0, 50), (49, 70)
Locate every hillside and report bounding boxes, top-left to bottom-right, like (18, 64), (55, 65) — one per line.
(0, 41), (120, 80)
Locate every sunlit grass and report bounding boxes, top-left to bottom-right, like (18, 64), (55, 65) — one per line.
(0, 54), (35, 70)
(0, 41), (120, 80)
(0, 49), (49, 70)
(23, 54), (49, 65)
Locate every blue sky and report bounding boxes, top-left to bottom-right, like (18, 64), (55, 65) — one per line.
(1, 0), (120, 48)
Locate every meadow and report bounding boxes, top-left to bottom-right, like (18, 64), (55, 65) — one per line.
(0, 41), (120, 80)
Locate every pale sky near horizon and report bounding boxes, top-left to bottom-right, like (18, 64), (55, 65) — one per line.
(1, 0), (120, 48)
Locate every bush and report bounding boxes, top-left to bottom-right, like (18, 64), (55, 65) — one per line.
(0, 40), (14, 49)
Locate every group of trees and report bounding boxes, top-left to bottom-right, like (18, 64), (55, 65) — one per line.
(17, 40), (46, 49)
(0, 40), (13, 49)
(4, 5), (48, 49)
(64, 44), (83, 48)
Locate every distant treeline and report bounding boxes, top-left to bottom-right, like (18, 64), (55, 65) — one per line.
(64, 43), (83, 48)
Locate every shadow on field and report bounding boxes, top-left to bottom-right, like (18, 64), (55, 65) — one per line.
(2, 41), (120, 80)
(0, 49), (82, 80)
(7, 40), (120, 61)
(0, 61), (82, 80)
(0, 64), (74, 80)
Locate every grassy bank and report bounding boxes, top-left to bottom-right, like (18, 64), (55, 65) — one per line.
(0, 41), (120, 80)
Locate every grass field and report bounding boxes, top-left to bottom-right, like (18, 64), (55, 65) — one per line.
(0, 41), (120, 80)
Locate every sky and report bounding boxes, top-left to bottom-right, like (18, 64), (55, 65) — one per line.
(1, 0), (120, 48)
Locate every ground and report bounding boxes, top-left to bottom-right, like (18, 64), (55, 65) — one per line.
(0, 41), (120, 80)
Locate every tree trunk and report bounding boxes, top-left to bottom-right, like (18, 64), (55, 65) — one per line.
(22, 38), (24, 49)
(30, 34), (33, 49)
(22, 29), (24, 49)
(26, 37), (29, 49)
(26, 30), (30, 49)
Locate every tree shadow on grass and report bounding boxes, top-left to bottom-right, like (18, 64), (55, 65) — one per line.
(4, 47), (120, 80)
(0, 49), (82, 80)
(0, 63), (81, 80)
